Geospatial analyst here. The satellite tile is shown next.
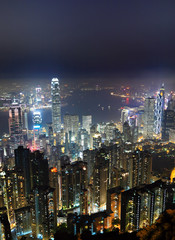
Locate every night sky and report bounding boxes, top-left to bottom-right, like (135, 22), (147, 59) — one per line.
(0, 1), (175, 82)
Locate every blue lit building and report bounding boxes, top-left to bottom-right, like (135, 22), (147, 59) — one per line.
(154, 84), (165, 134)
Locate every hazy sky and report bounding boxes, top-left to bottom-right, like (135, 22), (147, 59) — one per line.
(0, 1), (175, 82)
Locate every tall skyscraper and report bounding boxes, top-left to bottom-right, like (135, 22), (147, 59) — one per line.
(82, 115), (92, 134)
(9, 99), (23, 148)
(121, 108), (129, 126)
(23, 110), (28, 131)
(154, 84), (165, 134)
(63, 114), (79, 142)
(105, 123), (116, 142)
(77, 129), (90, 150)
(143, 97), (155, 139)
(33, 111), (42, 150)
(123, 121), (132, 143)
(51, 78), (61, 134)
(35, 87), (42, 104)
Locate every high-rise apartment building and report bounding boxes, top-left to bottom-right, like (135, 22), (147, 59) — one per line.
(31, 186), (55, 239)
(83, 149), (97, 181)
(15, 206), (31, 237)
(15, 146), (31, 201)
(61, 161), (87, 214)
(107, 186), (123, 230)
(51, 78), (61, 134)
(129, 150), (152, 188)
(49, 167), (59, 225)
(29, 151), (56, 239)
(121, 180), (167, 232)
(162, 110), (175, 141)
(92, 148), (109, 212)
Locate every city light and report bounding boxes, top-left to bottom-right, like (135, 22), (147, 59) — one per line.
(0, 2), (174, 239)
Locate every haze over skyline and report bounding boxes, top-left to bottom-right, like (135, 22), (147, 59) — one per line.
(0, 0), (175, 84)
(0, 2), (175, 238)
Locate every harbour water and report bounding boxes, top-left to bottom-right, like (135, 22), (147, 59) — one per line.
(0, 90), (142, 137)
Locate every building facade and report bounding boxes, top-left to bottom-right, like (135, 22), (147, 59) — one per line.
(143, 97), (155, 139)
(51, 78), (61, 134)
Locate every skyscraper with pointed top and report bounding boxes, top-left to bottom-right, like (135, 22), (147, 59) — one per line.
(154, 83), (165, 134)
(51, 78), (61, 134)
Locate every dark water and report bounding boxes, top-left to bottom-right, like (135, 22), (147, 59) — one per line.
(0, 90), (141, 136)
(62, 90), (141, 123)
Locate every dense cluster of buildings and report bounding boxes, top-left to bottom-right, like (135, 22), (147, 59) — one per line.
(0, 79), (174, 239)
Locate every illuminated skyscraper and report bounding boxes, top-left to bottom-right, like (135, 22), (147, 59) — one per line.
(33, 111), (42, 127)
(23, 110), (28, 131)
(105, 123), (116, 142)
(121, 108), (129, 126)
(51, 78), (61, 134)
(77, 129), (89, 150)
(82, 115), (92, 134)
(33, 111), (42, 150)
(154, 84), (165, 134)
(35, 87), (42, 103)
(63, 114), (79, 142)
(9, 99), (23, 148)
(143, 97), (155, 139)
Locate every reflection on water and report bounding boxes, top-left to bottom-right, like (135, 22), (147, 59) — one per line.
(0, 90), (141, 137)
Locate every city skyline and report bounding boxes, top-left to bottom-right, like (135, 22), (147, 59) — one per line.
(0, 76), (174, 239)
(0, 1), (175, 239)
